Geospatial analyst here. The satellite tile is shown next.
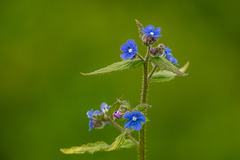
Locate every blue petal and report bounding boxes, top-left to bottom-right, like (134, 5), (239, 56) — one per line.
(132, 111), (142, 117)
(154, 27), (161, 35)
(126, 39), (136, 48)
(145, 25), (155, 32)
(172, 58), (179, 65)
(132, 44), (137, 53)
(93, 110), (102, 115)
(120, 52), (130, 59)
(87, 109), (94, 119)
(156, 34), (162, 37)
(120, 43), (129, 52)
(125, 120), (134, 129)
(133, 121), (142, 131)
(166, 53), (174, 60)
(123, 112), (133, 119)
(164, 47), (171, 54)
(100, 103), (108, 112)
(126, 52), (136, 59)
(89, 120), (93, 131)
(143, 28), (150, 34)
(137, 114), (146, 123)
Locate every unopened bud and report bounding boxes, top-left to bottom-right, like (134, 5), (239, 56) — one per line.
(151, 48), (156, 54)
(114, 110), (123, 119)
(92, 120), (104, 129)
(142, 35), (158, 45)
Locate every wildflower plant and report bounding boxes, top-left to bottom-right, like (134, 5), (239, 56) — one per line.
(61, 20), (189, 160)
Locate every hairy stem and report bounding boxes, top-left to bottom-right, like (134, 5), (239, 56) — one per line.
(139, 46), (151, 160)
(137, 54), (145, 61)
(108, 119), (139, 146)
(148, 65), (157, 81)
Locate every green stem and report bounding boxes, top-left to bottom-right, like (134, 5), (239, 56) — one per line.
(148, 65), (157, 81)
(108, 119), (139, 146)
(139, 46), (151, 160)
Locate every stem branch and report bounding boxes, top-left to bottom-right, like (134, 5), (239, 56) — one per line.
(148, 65), (157, 81)
(137, 54), (145, 61)
(108, 119), (139, 146)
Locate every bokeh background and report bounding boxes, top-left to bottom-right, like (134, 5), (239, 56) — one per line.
(1, 0), (240, 160)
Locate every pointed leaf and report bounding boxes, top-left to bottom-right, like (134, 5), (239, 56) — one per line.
(136, 19), (144, 39)
(150, 62), (189, 83)
(60, 141), (110, 154)
(119, 139), (136, 149)
(107, 134), (125, 151)
(150, 56), (186, 76)
(60, 140), (136, 154)
(81, 59), (144, 76)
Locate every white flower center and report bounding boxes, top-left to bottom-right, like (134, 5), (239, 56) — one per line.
(103, 108), (108, 113)
(150, 32), (154, 35)
(132, 116), (137, 121)
(128, 49), (133, 53)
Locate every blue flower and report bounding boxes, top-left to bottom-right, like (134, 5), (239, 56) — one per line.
(164, 47), (171, 55)
(166, 53), (179, 65)
(87, 109), (102, 131)
(100, 102), (111, 113)
(120, 39), (137, 60)
(123, 111), (146, 131)
(163, 46), (179, 65)
(87, 109), (94, 131)
(143, 25), (162, 38)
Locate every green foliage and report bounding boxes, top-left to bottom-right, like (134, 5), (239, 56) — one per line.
(134, 104), (151, 112)
(60, 141), (110, 154)
(60, 140), (136, 154)
(107, 98), (122, 116)
(150, 62), (189, 83)
(81, 59), (144, 75)
(136, 19), (144, 39)
(150, 56), (186, 76)
(107, 134), (126, 151)
(107, 99), (131, 116)
(92, 113), (105, 121)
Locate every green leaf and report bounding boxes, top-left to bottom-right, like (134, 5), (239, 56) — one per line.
(136, 19), (144, 39)
(107, 99), (131, 116)
(60, 141), (110, 154)
(150, 56), (186, 76)
(119, 139), (136, 149)
(107, 134), (125, 151)
(150, 62), (189, 83)
(119, 100), (131, 110)
(107, 98), (122, 116)
(81, 59), (144, 76)
(134, 104), (151, 112)
(60, 140), (136, 154)
(92, 113), (105, 121)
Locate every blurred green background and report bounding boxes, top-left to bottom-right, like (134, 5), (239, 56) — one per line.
(0, 0), (240, 160)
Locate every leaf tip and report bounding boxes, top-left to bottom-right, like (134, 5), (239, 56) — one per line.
(81, 72), (90, 76)
(60, 148), (68, 154)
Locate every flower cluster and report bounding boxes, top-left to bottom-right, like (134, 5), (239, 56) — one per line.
(164, 46), (179, 65)
(86, 22), (181, 132)
(87, 103), (110, 131)
(87, 101), (146, 131)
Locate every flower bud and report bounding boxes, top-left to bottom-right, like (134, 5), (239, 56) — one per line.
(92, 120), (104, 129)
(142, 34), (158, 45)
(150, 48), (156, 54)
(114, 110), (123, 119)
